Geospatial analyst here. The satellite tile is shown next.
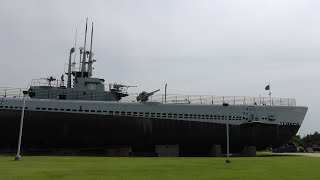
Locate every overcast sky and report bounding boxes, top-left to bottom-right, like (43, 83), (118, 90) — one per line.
(0, 0), (319, 136)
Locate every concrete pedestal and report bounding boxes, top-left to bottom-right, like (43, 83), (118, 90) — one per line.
(241, 146), (256, 157)
(105, 146), (132, 157)
(209, 144), (222, 157)
(155, 145), (179, 157)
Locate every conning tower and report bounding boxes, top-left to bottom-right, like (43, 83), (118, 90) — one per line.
(28, 20), (130, 101)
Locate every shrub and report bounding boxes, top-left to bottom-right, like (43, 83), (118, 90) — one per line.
(297, 146), (305, 153)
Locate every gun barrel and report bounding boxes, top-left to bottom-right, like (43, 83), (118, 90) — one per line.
(152, 89), (160, 93)
(148, 89), (160, 95)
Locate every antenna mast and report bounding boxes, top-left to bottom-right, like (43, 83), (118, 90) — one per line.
(81, 18), (88, 75)
(79, 47), (82, 72)
(73, 28), (77, 65)
(88, 22), (94, 77)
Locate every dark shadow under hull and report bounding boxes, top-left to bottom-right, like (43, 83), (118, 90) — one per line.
(0, 109), (300, 156)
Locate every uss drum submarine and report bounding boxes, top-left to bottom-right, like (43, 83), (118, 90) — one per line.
(0, 21), (308, 156)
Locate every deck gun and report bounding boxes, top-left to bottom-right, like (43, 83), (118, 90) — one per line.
(136, 89), (160, 102)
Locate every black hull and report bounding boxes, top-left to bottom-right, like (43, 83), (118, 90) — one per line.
(0, 109), (300, 155)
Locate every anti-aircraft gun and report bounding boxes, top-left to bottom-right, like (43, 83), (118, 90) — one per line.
(136, 89), (160, 102)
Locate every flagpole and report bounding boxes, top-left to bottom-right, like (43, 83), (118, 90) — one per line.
(268, 83), (272, 105)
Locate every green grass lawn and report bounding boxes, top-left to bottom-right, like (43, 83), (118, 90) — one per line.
(0, 155), (319, 180)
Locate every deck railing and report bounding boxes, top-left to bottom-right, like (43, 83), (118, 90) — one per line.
(0, 87), (296, 106)
(0, 87), (25, 98)
(28, 79), (63, 88)
(121, 93), (296, 106)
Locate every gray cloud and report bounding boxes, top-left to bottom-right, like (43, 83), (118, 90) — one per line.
(0, 0), (319, 135)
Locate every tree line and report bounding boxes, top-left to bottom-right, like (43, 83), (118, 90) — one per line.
(290, 131), (320, 148)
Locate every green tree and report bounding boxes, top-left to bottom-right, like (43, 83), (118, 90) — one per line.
(302, 131), (320, 147)
(290, 135), (302, 146)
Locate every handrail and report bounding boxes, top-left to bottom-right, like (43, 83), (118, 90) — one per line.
(28, 79), (63, 88)
(0, 87), (26, 98)
(0, 87), (296, 106)
(121, 93), (296, 106)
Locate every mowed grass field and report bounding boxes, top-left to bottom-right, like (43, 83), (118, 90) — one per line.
(0, 155), (319, 180)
